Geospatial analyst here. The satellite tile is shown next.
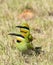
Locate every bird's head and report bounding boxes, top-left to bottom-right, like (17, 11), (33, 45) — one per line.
(8, 33), (25, 43)
(16, 23), (30, 33)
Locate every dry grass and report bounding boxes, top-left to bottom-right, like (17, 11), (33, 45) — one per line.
(0, 0), (53, 65)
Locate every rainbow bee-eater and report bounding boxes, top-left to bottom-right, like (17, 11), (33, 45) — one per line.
(8, 33), (34, 52)
(16, 22), (33, 42)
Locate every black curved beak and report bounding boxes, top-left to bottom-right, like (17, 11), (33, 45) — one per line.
(16, 26), (23, 28)
(8, 33), (19, 36)
(16, 26), (29, 30)
(8, 33), (24, 38)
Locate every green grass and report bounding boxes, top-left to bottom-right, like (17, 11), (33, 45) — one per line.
(0, 0), (53, 65)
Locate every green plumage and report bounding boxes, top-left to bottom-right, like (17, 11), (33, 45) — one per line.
(16, 22), (33, 42)
(16, 38), (33, 52)
(8, 22), (34, 52)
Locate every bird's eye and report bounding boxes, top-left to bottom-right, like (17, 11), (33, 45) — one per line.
(16, 40), (21, 43)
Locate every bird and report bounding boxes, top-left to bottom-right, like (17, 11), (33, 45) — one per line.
(8, 23), (42, 55)
(16, 22), (33, 42)
(8, 33), (34, 52)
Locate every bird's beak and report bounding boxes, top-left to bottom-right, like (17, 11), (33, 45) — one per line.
(16, 26), (23, 28)
(8, 33), (24, 38)
(8, 33), (20, 36)
(16, 26), (29, 30)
